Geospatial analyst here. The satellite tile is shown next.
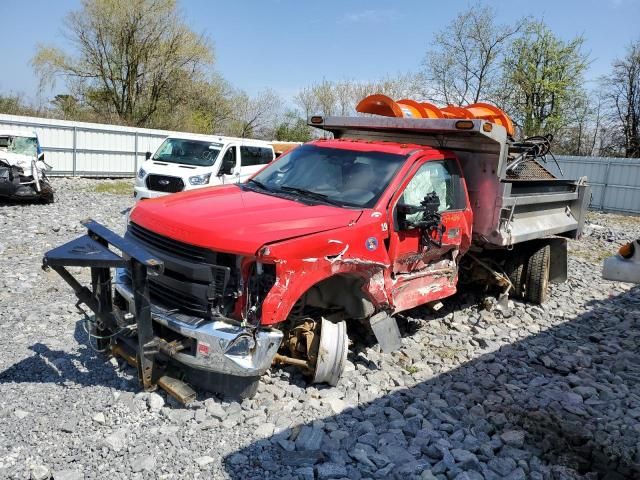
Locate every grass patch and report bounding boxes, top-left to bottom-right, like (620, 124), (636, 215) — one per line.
(569, 245), (612, 264)
(404, 365), (420, 375)
(91, 181), (134, 196)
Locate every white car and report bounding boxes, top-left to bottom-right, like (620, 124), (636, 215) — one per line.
(0, 129), (54, 203)
(134, 133), (275, 200)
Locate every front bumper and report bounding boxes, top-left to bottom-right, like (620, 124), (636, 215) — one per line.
(114, 269), (283, 377)
(133, 185), (169, 200)
(42, 220), (281, 401)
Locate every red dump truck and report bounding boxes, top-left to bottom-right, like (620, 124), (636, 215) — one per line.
(44, 95), (590, 402)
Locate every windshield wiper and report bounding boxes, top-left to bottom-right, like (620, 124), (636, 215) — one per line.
(246, 179), (271, 191)
(278, 186), (342, 206)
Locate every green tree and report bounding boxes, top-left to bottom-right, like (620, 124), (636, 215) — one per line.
(32, 0), (214, 127)
(0, 93), (35, 116)
(501, 21), (589, 137)
(274, 111), (313, 142)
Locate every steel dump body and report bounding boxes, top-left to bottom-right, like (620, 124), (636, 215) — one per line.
(317, 116), (590, 247)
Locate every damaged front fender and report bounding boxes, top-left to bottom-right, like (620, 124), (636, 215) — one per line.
(257, 214), (393, 325)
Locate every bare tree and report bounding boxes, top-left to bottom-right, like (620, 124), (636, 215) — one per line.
(601, 41), (640, 157)
(312, 79), (338, 117)
(334, 81), (354, 116)
(225, 89), (282, 139)
(32, 0), (213, 127)
(423, 4), (524, 105)
(294, 86), (318, 120)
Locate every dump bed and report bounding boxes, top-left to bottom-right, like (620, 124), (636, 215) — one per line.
(313, 116), (590, 247)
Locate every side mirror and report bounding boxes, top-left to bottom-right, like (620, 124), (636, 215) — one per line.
(145, 151), (152, 160)
(38, 152), (45, 161)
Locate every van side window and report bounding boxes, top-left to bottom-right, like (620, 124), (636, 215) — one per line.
(240, 146), (273, 167)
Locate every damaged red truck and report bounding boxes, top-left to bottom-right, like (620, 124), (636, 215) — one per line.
(44, 96), (590, 402)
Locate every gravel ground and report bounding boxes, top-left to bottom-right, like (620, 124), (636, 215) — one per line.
(0, 178), (639, 480)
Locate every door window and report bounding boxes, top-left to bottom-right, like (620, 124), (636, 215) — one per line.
(240, 146), (273, 166)
(400, 160), (466, 223)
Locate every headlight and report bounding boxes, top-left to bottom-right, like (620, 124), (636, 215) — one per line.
(137, 167), (146, 179)
(224, 334), (256, 357)
(189, 173), (212, 185)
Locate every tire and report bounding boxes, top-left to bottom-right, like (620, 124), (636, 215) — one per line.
(504, 255), (525, 299)
(39, 181), (55, 203)
(524, 244), (551, 304)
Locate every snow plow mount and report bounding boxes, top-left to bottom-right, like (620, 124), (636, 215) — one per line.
(41, 219), (198, 403)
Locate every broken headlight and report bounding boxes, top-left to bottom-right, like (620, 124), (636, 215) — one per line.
(224, 334), (256, 357)
(189, 173), (211, 185)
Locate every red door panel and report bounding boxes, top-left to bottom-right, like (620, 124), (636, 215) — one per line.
(385, 157), (472, 312)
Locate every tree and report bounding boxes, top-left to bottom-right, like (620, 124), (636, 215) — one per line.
(601, 41), (640, 157)
(32, 0), (214, 127)
(501, 21), (589, 137)
(423, 4), (524, 105)
(0, 93), (36, 116)
(294, 86), (318, 120)
(223, 89), (282, 139)
(274, 110), (313, 142)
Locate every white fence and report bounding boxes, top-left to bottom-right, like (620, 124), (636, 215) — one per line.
(552, 155), (640, 214)
(0, 113), (170, 176)
(1, 114), (639, 214)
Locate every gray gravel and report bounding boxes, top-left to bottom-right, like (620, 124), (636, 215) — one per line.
(0, 178), (639, 479)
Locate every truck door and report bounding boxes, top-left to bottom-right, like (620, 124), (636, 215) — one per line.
(238, 146), (274, 182)
(386, 157), (472, 312)
(218, 145), (241, 184)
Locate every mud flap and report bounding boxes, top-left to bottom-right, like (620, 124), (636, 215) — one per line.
(369, 311), (402, 353)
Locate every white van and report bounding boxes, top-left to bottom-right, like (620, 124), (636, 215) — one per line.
(134, 133), (275, 200)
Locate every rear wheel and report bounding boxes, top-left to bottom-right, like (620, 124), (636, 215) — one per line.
(524, 244), (551, 304)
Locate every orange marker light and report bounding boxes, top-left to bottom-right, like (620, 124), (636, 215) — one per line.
(455, 120), (474, 130)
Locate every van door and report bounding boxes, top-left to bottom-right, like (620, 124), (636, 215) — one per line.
(218, 145), (241, 184)
(386, 157), (473, 312)
(238, 146), (274, 182)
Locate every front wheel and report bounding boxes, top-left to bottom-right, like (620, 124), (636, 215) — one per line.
(278, 317), (349, 386)
(312, 318), (349, 386)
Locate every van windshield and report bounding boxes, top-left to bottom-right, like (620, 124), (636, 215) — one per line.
(249, 144), (408, 208)
(152, 138), (223, 167)
(0, 136), (38, 157)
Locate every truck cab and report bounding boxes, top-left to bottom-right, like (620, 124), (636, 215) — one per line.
(134, 133), (274, 200)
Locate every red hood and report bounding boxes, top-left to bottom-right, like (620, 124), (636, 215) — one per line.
(129, 185), (362, 254)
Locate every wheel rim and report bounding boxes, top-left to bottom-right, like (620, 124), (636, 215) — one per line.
(312, 318), (348, 386)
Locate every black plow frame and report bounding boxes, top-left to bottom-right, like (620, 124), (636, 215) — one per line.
(42, 219), (196, 403)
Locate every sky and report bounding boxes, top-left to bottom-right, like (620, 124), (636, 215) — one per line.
(2, 0), (640, 104)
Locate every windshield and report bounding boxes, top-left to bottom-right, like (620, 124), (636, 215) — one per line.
(152, 138), (223, 167)
(0, 136), (38, 157)
(250, 144), (408, 208)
